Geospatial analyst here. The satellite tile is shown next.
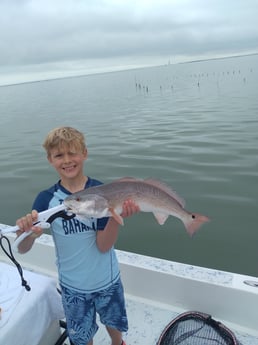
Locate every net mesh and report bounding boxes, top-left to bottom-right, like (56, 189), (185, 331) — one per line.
(157, 312), (240, 345)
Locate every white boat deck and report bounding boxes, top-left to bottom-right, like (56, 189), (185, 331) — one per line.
(95, 294), (258, 345)
(1, 233), (258, 345)
(114, 251), (258, 345)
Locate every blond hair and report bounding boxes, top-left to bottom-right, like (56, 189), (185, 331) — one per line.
(43, 127), (87, 156)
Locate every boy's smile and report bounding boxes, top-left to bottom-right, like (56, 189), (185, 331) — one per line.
(63, 164), (77, 173)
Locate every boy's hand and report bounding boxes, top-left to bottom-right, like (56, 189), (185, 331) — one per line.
(16, 210), (43, 238)
(121, 199), (140, 218)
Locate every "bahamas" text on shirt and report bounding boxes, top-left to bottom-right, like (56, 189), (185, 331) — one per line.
(62, 218), (97, 234)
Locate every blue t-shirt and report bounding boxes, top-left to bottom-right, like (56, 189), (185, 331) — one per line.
(33, 177), (120, 293)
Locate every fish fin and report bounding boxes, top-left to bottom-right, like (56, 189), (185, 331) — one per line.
(153, 212), (169, 225)
(183, 213), (210, 236)
(144, 178), (185, 207)
(109, 208), (124, 225)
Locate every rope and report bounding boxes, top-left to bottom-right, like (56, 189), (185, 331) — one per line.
(0, 234), (31, 291)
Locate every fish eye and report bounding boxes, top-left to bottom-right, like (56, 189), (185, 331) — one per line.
(192, 214), (195, 219)
(76, 197), (81, 202)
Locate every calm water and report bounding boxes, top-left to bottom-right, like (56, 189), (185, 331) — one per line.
(1, 55), (258, 276)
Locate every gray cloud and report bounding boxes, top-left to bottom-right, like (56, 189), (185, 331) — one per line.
(0, 0), (257, 83)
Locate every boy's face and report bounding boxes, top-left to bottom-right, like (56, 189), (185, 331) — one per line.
(48, 144), (87, 180)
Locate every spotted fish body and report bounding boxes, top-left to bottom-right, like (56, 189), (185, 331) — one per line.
(64, 177), (209, 236)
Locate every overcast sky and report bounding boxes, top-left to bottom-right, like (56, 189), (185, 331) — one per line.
(1, 0), (258, 84)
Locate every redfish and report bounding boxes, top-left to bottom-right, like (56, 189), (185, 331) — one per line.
(64, 177), (209, 236)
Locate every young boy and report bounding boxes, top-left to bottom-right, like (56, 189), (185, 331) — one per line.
(16, 126), (139, 345)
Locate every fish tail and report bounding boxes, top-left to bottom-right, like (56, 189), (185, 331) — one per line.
(183, 213), (210, 236)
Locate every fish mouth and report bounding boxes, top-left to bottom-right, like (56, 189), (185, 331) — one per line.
(63, 200), (72, 210)
(64, 205), (76, 215)
(66, 209), (75, 215)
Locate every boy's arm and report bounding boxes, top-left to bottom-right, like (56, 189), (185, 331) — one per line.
(16, 210), (43, 254)
(96, 200), (139, 252)
(16, 231), (42, 253)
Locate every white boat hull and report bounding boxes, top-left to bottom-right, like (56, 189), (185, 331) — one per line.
(1, 233), (258, 345)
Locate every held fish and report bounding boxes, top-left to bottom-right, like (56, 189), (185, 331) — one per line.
(64, 177), (209, 236)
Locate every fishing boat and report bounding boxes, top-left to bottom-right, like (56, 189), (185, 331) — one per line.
(1, 231), (258, 345)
